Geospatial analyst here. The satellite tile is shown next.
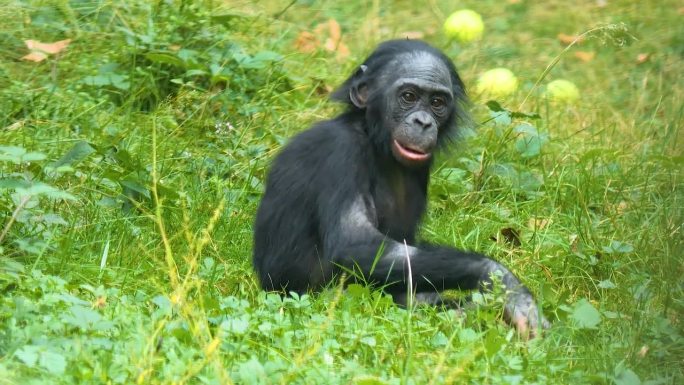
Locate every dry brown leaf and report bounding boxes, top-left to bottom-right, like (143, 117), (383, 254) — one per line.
(25, 39), (71, 54)
(398, 31), (425, 40)
(615, 201), (629, 214)
(92, 296), (107, 309)
(294, 30), (318, 53)
(558, 33), (583, 45)
(294, 19), (349, 59)
(492, 227), (521, 247)
(569, 234), (579, 253)
(574, 51), (595, 62)
(4, 120), (25, 131)
(21, 51), (48, 62)
(636, 53), (651, 64)
(324, 39), (349, 58)
(326, 19), (341, 43)
(528, 218), (552, 230)
(22, 39), (71, 62)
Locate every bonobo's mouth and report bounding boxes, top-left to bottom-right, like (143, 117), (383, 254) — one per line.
(392, 139), (431, 163)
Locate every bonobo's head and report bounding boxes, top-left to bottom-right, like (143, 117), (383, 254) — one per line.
(331, 40), (469, 168)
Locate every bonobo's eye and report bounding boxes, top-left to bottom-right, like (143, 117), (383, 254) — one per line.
(430, 96), (447, 113)
(400, 91), (418, 104)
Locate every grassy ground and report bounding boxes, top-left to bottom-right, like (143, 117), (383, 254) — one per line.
(0, 0), (682, 384)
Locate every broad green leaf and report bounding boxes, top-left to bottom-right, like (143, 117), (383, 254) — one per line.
(39, 350), (66, 374)
(0, 146), (26, 157)
(431, 331), (448, 347)
(438, 167), (467, 184)
(51, 141), (96, 168)
(252, 50), (283, 62)
(571, 299), (601, 329)
(490, 110), (512, 126)
(602, 240), (634, 254)
(515, 135), (544, 157)
(598, 280), (616, 289)
(514, 123), (547, 158)
(14, 345), (40, 367)
(0, 179), (31, 189)
(0, 146), (45, 163)
(360, 336), (376, 347)
(16, 182), (76, 201)
(614, 367), (641, 385)
(82, 75), (111, 86)
(120, 179), (151, 199)
(21, 152), (47, 162)
(513, 123), (538, 136)
(145, 52), (185, 67)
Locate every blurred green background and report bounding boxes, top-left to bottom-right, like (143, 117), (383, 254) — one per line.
(0, 1), (682, 384)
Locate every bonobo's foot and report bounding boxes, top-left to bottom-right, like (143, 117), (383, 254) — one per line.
(505, 290), (551, 339)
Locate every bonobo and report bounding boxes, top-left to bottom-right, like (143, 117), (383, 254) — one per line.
(253, 40), (549, 336)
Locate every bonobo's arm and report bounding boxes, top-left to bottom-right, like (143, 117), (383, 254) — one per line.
(321, 194), (549, 336)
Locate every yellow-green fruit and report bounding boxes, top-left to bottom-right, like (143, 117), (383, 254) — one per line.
(475, 68), (518, 97)
(444, 10), (484, 43)
(545, 79), (580, 103)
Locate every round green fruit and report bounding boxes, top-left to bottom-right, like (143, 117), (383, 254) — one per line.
(444, 10), (484, 43)
(545, 79), (580, 103)
(475, 68), (518, 97)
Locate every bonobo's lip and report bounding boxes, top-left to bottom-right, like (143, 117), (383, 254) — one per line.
(392, 139), (431, 163)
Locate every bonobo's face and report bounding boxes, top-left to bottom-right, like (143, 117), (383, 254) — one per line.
(383, 52), (455, 167)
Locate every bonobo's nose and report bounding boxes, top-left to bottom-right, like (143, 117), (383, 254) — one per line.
(412, 111), (434, 130)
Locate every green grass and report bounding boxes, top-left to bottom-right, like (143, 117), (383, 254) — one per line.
(0, 0), (682, 384)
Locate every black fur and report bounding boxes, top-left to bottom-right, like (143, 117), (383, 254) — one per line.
(253, 40), (548, 334)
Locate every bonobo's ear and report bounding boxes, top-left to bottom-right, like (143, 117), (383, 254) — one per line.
(349, 82), (368, 109)
(331, 64), (369, 109)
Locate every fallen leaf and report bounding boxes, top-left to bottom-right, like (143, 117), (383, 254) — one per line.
(326, 19), (341, 43)
(636, 53), (651, 64)
(297, 19), (349, 59)
(574, 51), (595, 62)
(294, 30), (318, 53)
(615, 200), (629, 214)
(25, 39), (71, 54)
(312, 81), (333, 96)
(398, 31), (424, 40)
(92, 296), (107, 309)
(528, 218), (552, 230)
(490, 227), (521, 246)
(21, 51), (48, 62)
(569, 234), (579, 253)
(4, 120), (25, 131)
(22, 39), (71, 62)
(320, 19), (349, 58)
(324, 38), (349, 57)
(558, 33), (583, 45)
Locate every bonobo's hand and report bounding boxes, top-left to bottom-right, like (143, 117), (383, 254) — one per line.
(504, 290), (550, 339)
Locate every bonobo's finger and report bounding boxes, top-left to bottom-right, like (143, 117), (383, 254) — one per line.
(514, 315), (529, 338)
(525, 311), (550, 339)
(505, 293), (550, 339)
